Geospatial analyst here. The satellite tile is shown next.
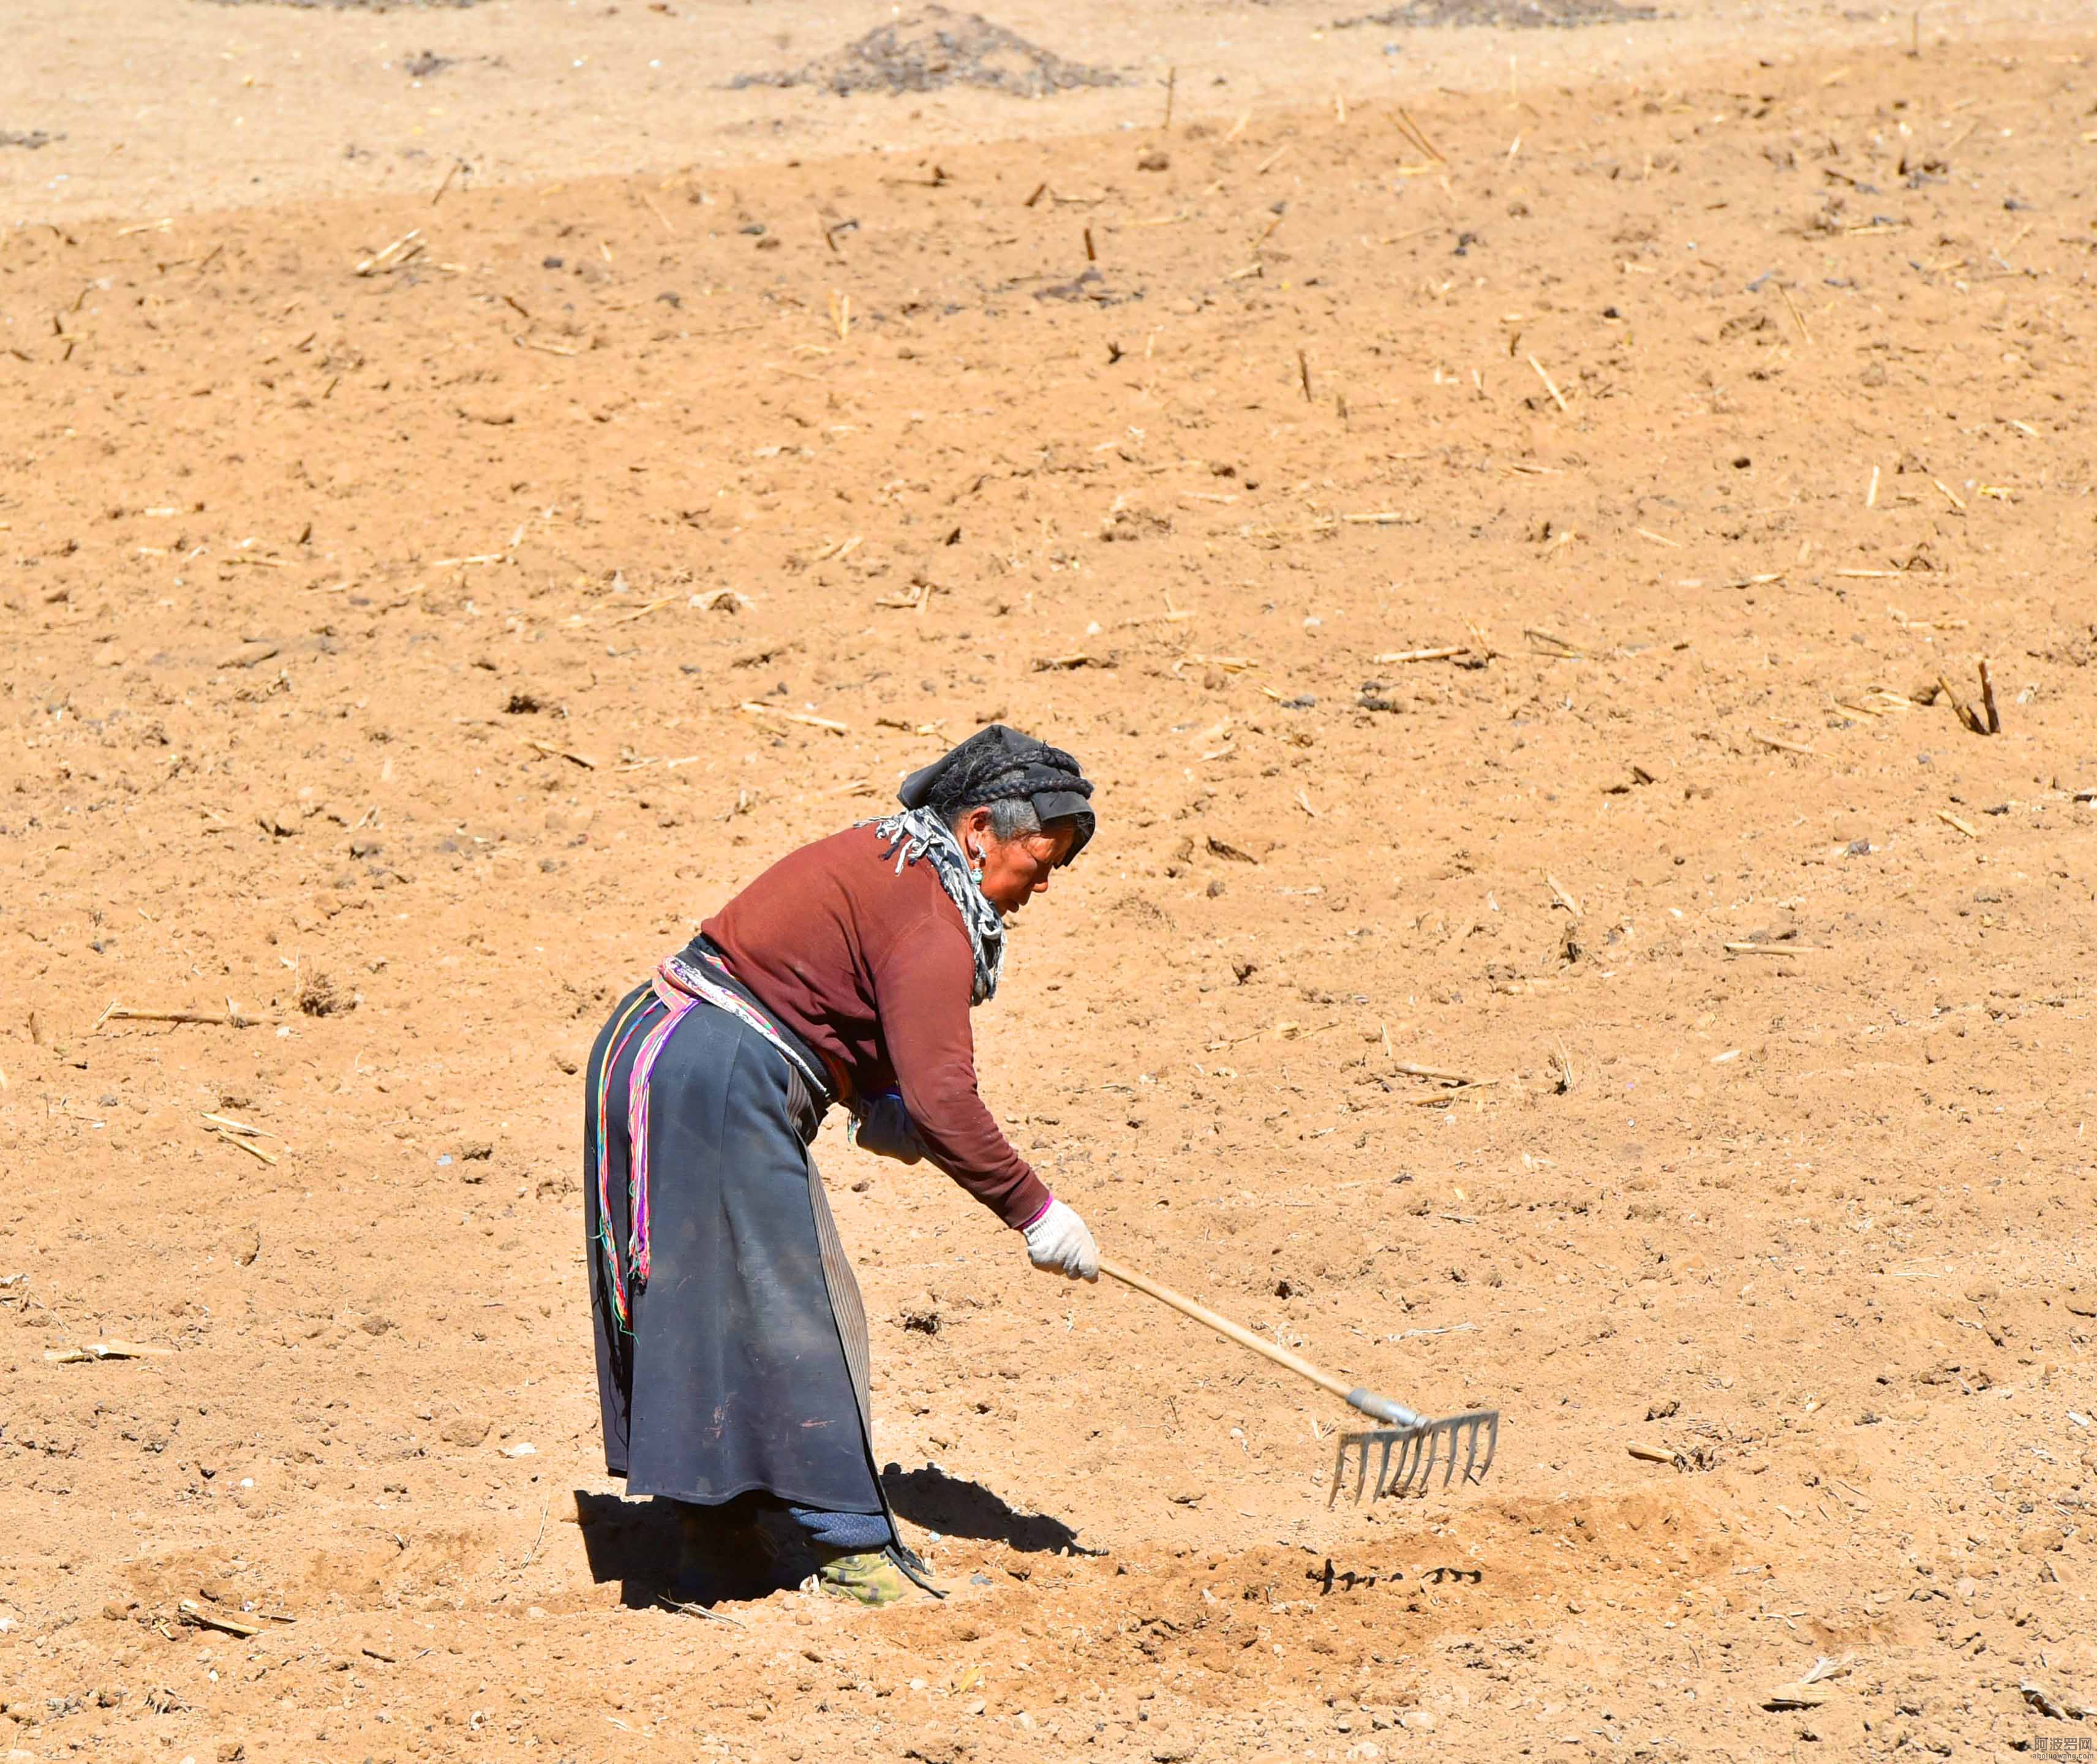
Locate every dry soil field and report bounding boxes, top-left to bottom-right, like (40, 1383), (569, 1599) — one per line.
(4, 1), (2097, 1760)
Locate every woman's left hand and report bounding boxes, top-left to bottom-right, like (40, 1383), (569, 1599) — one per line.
(849, 1091), (927, 1164)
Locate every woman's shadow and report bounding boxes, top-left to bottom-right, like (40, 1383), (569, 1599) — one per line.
(573, 1462), (1088, 1609)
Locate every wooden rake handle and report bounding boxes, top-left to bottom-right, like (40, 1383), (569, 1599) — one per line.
(1098, 1254), (1359, 1409)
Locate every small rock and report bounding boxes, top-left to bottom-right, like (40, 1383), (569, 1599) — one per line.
(1137, 149), (1170, 172)
(440, 1414), (491, 1448)
(360, 1314), (395, 1336)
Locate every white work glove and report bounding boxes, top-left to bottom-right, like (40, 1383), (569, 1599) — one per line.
(1022, 1197), (1099, 1283)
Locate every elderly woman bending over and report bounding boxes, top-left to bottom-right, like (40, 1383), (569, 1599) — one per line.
(583, 726), (1099, 1607)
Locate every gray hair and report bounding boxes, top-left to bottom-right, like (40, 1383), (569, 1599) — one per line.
(947, 796), (1042, 842)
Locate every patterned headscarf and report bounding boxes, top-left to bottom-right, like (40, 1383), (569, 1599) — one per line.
(875, 725), (1096, 1005)
(896, 724), (1095, 859)
(872, 807), (1008, 1004)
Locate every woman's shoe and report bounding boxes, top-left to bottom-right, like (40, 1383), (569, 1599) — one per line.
(807, 1547), (913, 1607)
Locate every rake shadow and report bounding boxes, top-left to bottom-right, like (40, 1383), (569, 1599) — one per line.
(881, 1461), (1090, 1555)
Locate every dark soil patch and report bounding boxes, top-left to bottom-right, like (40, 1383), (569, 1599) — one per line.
(1033, 266), (1142, 306)
(732, 6), (1124, 99)
(1334, 0), (1655, 27)
(1, 130), (63, 149)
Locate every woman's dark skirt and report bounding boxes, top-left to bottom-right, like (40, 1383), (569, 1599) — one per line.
(584, 982), (885, 1518)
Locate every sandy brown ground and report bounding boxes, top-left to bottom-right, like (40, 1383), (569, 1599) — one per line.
(6, 0), (2096, 222)
(6, 4), (2097, 1760)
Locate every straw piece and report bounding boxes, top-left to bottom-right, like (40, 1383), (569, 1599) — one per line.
(95, 1003), (254, 1033)
(46, 1340), (173, 1363)
(1372, 647), (1467, 664)
(1935, 672), (1984, 734)
(527, 740), (598, 769)
(179, 1601), (260, 1640)
(737, 703), (849, 735)
(1780, 283), (1812, 344)
(354, 229), (423, 276)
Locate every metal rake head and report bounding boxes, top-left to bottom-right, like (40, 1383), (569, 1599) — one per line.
(1328, 1409), (1499, 1506)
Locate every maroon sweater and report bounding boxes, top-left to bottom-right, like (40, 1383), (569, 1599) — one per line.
(701, 824), (1052, 1230)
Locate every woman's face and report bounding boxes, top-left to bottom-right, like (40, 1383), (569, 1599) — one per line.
(956, 809), (1079, 914)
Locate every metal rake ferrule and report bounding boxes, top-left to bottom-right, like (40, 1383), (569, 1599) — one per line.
(1329, 1406), (1500, 1506)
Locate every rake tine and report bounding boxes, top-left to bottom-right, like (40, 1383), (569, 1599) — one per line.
(1374, 1433), (1396, 1500)
(1328, 1438), (1347, 1509)
(1395, 1428), (1422, 1498)
(1474, 1414), (1495, 1480)
(1458, 1417), (1483, 1485)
